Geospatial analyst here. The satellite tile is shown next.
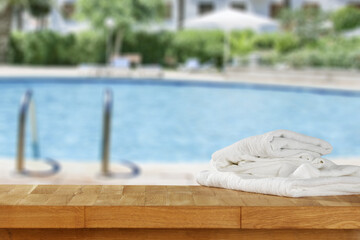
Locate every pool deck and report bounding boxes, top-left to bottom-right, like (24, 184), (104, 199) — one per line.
(0, 158), (359, 185)
(1, 65), (360, 91)
(0, 158), (208, 185)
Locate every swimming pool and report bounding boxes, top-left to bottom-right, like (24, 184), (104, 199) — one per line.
(0, 78), (360, 163)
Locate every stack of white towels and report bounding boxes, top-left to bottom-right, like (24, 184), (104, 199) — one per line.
(197, 130), (360, 197)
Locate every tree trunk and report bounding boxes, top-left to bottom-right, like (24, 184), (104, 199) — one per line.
(15, 6), (23, 31)
(36, 17), (46, 30)
(113, 29), (124, 56)
(284, 0), (291, 9)
(40, 17), (47, 30)
(177, 0), (185, 30)
(0, 4), (13, 63)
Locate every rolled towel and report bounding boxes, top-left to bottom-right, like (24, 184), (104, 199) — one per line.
(212, 129), (333, 176)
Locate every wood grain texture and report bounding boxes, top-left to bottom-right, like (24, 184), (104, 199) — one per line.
(0, 185), (358, 206)
(85, 206), (241, 228)
(0, 229), (359, 240)
(0, 206), (84, 228)
(0, 185), (359, 231)
(242, 207), (360, 229)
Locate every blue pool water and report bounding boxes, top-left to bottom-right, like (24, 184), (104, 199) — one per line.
(0, 78), (360, 163)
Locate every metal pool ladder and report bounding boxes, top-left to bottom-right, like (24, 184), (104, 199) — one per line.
(101, 89), (140, 178)
(16, 90), (60, 177)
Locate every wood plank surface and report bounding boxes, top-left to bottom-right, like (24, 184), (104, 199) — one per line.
(0, 185), (358, 206)
(85, 206), (240, 228)
(0, 206), (84, 228)
(0, 185), (359, 230)
(0, 229), (359, 240)
(242, 207), (360, 229)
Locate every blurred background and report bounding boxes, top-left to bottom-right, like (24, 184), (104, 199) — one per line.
(1, 0), (360, 69)
(0, 0), (360, 185)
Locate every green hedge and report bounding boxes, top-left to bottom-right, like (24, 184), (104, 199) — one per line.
(274, 33), (300, 54)
(258, 51), (281, 66)
(333, 7), (360, 32)
(123, 31), (173, 65)
(252, 33), (277, 50)
(170, 30), (224, 67)
(252, 33), (301, 53)
(73, 31), (106, 64)
(7, 29), (360, 70)
(8, 32), (24, 64)
(280, 37), (360, 69)
(9, 31), (78, 65)
(230, 30), (255, 55)
(284, 49), (360, 69)
(8, 30), (171, 66)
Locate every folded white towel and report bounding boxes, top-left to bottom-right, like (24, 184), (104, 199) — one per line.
(198, 130), (360, 197)
(212, 130), (333, 177)
(197, 168), (360, 197)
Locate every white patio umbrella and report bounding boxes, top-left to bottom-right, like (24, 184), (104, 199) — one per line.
(184, 8), (278, 69)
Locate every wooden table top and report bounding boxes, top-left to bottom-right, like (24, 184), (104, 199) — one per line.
(0, 185), (359, 230)
(0, 185), (359, 206)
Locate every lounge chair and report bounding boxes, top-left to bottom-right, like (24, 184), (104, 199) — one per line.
(179, 58), (216, 73)
(106, 57), (132, 77)
(180, 58), (201, 72)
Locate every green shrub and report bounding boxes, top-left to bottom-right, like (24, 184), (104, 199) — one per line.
(230, 30), (255, 56)
(279, 8), (329, 42)
(283, 50), (309, 68)
(74, 31), (172, 65)
(171, 30), (224, 67)
(7, 30), (173, 66)
(8, 32), (25, 64)
(324, 50), (354, 68)
(333, 7), (360, 31)
(252, 34), (277, 50)
(73, 31), (106, 64)
(8, 31), (106, 65)
(307, 36), (360, 53)
(8, 31), (79, 65)
(122, 31), (173, 65)
(258, 51), (280, 66)
(8, 29), (358, 70)
(350, 51), (360, 69)
(275, 33), (300, 54)
(284, 49), (360, 69)
(57, 34), (77, 65)
(22, 31), (57, 65)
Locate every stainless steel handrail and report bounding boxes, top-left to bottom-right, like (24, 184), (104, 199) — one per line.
(16, 90), (60, 177)
(101, 89), (140, 178)
(101, 89), (112, 175)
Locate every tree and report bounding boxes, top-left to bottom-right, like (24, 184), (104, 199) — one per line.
(279, 8), (329, 43)
(0, 0), (51, 63)
(77, 0), (165, 58)
(284, 0), (291, 8)
(332, 6), (360, 32)
(28, 0), (52, 29)
(0, 0), (28, 63)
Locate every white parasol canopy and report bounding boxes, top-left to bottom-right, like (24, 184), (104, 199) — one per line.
(185, 8), (278, 33)
(184, 8), (278, 70)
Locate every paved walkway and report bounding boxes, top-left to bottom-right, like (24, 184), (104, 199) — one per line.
(1, 66), (360, 90)
(0, 158), (208, 185)
(0, 158), (358, 185)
